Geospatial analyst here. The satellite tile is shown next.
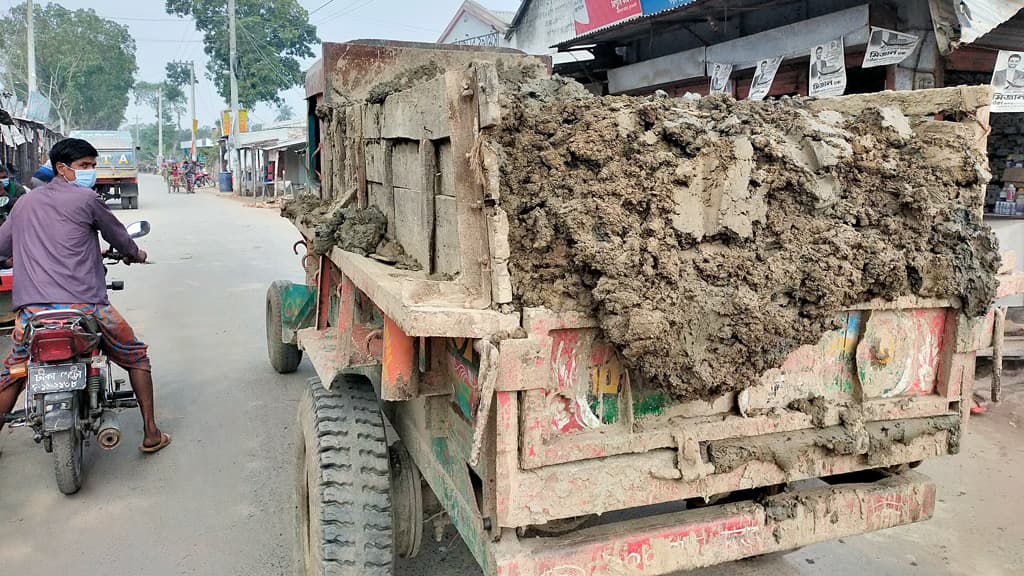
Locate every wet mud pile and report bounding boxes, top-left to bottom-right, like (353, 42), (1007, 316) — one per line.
(283, 196), (420, 269)
(498, 84), (998, 399)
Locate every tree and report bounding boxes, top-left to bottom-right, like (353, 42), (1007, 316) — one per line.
(134, 80), (186, 130)
(275, 102), (294, 122)
(132, 81), (185, 160)
(0, 3), (138, 130)
(165, 0), (318, 108)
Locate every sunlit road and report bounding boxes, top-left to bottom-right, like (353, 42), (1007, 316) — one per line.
(0, 175), (1017, 576)
(0, 175), (308, 575)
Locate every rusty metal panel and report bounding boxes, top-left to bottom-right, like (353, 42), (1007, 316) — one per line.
(502, 420), (952, 527)
(494, 471), (936, 575)
(382, 315), (417, 401)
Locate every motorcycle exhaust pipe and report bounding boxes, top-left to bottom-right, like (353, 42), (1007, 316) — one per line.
(97, 411), (122, 451)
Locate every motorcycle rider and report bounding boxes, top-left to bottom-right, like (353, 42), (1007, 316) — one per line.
(0, 138), (170, 453)
(0, 163), (28, 219)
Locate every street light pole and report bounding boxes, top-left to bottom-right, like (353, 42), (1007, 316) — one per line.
(190, 60), (197, 162)
(228, 0), (240, 193)
(26, 0), (36, 92)
(157, 87), (164, 167)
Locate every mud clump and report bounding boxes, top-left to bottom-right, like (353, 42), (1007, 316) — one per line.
(788, 396), (832, 428)
(283, 196), (422, 270)
(366, 63), (443, 104)
(499, 88), (998, 400)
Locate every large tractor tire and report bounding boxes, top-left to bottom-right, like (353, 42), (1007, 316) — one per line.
(52, 429), (84, 495)
(266, 281), (303, 374)
(296, 377), (393, 576)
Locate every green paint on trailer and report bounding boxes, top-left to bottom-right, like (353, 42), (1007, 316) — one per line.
(634, 392), (671, 419)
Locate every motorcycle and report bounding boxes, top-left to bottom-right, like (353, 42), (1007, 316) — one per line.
(1, 221), (152, 495)
(194, 170), (213, 189)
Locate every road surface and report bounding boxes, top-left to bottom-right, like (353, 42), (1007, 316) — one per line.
(0, 175), (1019, 575)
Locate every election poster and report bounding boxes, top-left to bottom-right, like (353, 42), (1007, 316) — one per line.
(808, 38), (847, 98)
(862, 27), (920, 68)
(573, 0), (642, 36)
(708, 63), (733, 94)
(991, 50), (1024, 113)
(748, 56), (783, 101)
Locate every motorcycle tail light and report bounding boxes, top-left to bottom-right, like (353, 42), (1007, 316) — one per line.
(30, 332), (77, 363)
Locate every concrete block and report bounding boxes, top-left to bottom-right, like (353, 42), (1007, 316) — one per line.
(437, 141), (455, 197)
(365, 140), (386, 184)
(368, 182), (389, 214)
(435, 195), (460, 276)
(392, 141), (421, 190)
(382, 76), (449, 140)
(394, 186), (434, 271)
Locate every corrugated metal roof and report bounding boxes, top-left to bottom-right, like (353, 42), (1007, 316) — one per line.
(956, 0), (1024, 44)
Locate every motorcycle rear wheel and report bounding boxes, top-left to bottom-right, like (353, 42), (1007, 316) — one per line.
(53, 429), (84, 495)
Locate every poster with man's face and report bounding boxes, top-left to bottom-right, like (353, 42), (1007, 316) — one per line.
(749, 56), (783, 101)
(708, 63), (733, 94)
(862, 27), (920, 68)
(992, 50), (1024, 113)
(808, 38), (847, 98)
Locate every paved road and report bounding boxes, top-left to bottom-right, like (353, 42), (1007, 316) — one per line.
(0, 175), (1019, 575)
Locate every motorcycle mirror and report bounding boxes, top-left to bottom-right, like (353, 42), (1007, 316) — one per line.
(126, 221), (151, 239)
(0, 197), (9, 207)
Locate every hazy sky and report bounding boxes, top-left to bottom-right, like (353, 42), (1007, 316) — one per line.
(21, 0), (522, 132)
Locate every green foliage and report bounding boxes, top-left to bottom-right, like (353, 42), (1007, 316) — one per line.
(165, 0), (318, 108)
(165, 62), (192, 88)
(275, 102), (294, 122)
(133, 80), (187, 129)
(0, 3), (138, 130)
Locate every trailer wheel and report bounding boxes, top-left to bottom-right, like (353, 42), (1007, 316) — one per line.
(129, 196), (139, 210)
(297, 377), (393, 576)
(266, 281), (302, 373)
(121, 196), (131, 210)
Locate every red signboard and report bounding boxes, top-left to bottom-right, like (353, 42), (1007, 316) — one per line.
(574, 0), (642, 35)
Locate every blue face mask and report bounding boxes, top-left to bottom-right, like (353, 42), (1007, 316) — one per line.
(69, 168), (97, 189)
(0, 178), (9, 187)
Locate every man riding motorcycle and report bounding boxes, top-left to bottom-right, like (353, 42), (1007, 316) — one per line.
(0, 163), (28, 220)
(0, 138), (170, 453)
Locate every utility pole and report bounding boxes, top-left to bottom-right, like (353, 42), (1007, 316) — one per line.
(26, 0), (36, 92)
(228, 0), (240, 192)
(157, 87), (164, 167)
(134, 113), (140, 157)
(190, 60), (197, 162)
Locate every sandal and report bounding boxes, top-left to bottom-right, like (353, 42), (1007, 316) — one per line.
(140, 432), (172, 454)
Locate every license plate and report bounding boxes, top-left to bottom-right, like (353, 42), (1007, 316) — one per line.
(28, 363), (88, 395)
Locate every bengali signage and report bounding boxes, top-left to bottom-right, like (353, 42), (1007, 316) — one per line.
(708, 63), (733, 94)
(573, 0), (642, 36)
(748, 56), (783, 101)
(808, 37), (847, 98)
(862, 27), (920, 68)
(991, 50), (1024, 113)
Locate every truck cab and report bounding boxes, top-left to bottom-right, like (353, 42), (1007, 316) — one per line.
(69, 130), (140, 210)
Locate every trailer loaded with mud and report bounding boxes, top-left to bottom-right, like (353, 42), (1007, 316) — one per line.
(268, 40), (1015, 575)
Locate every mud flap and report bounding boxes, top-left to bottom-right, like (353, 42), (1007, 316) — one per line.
(278, 283), (316, 344)
(42, 393), (76, 433)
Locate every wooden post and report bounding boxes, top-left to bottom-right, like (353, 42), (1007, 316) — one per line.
(992, 306), (1007, 403)
(445, 69), (491, 309)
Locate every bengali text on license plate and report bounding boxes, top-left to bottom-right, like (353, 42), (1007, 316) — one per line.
(28, 364), (88, 394)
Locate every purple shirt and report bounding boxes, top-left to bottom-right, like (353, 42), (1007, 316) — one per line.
(0, 178), (140, 309)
